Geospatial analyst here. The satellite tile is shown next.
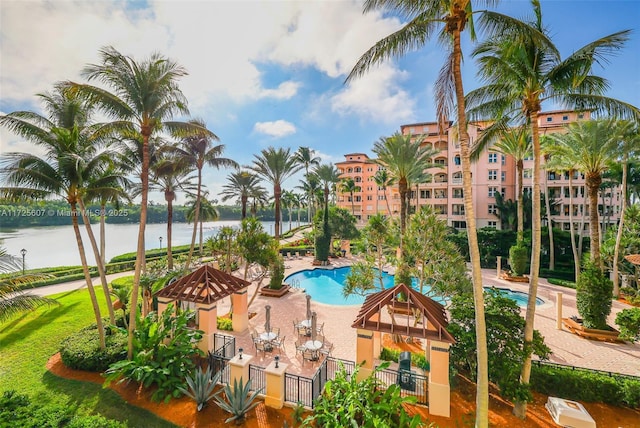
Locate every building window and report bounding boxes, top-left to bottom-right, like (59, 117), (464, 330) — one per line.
(454, 155), (461, 165)
(524, 168), (533, 179)
(409, 127), (415, 134)
(354, 167), (362, 173)
(562, 115), (569, 121)
(423, 125), (429, 133)
(488, 170), (498, 180)
(501, 154), (506, 165)
(434, 158), (447, 166)
(487, 221), (497, 229)
(367, 195), (373, 201)
(501, 171), (506, 182)
(434, 189), (447, 199)
(453, 188), (464, 198)
(488, 187), (498, 197)
(452, 220), (467, 229)
(501, 187), (506, 197)
(488, 153), (498, 163)
(578, 113), (584, 119)
(488, 204), (498, 214)
(420, 189), (431, 199)
(546, 117), (553, 122)
(452, 204), (465, 215)
(434, 205), (447, 214)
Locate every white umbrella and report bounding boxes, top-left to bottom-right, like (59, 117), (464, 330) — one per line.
(311, 311), (317, 342)
(306, 294), (312, 320)
(265, 305), (271, 333)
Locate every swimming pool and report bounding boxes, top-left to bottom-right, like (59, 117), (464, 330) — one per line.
(285, 266), (543, 307)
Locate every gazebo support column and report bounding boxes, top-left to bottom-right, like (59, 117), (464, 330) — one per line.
(231, 288), (249, 332)
(157, 297), (173, 319)
(428, 340), (451, 417)
(355, 329), (374, 381)
(371, 313), (381, 357)
(197, 302), (218, 353)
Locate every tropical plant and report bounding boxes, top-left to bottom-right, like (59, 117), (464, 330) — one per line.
(110, 280), (131, 328)
(220, 170), (266, 219)
(186, 192), (220, 255)
(576, 259), (613, 330)
(466, 2), (638, 415)
(294, 146), (321, 223)
(213, 377), (263, 425)
(339, 177), (359, 216)
(178, 366), (222, 411)
(69, 46), (208, 359)
(248, 147), (302, 239)
(302, 362), (424, 428)
(348, 0), (495, 416)
(509, 243), (528, 277)
(615, 308), (640, 342)
(104, 304), (203, 402)
(373, 169), (394, 217)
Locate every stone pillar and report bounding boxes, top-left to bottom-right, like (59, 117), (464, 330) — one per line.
(231, 287), (249, 332)
(428, 340), (451, 418)
(264, 358), (287, 409)
(157, 297), (173, 318)
(355, 329), (374, 381)
(496, 256), (502, 278)
(229, 351), (252, 392)
(556, 292), (563, 330)
(197, 302), (218, 353)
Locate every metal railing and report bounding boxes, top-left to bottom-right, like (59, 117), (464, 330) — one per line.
(249, 364), (266, 392)
(532, 360), (640, 380)
(213, 333), (235, 359)
(374, 366), (429, 405)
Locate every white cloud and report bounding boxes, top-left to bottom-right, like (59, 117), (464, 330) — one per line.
(258, 81), (301, 100)
(331, 64), (416, 124)
(253, 120), (297, 138)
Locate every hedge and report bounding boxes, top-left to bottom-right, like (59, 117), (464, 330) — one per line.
(59, 324), (127, 372)
(531, 363), (640, 408)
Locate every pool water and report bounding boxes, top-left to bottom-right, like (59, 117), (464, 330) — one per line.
(285, 266), (543, 307)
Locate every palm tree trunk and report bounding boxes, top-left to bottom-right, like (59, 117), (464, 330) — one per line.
(544, 163), (555, 270)
(71, 202), (106, 349)
(517, 160), (524, 243)
(305, 168), (312, 224)
(587, 173), (603, 268)
(514, 112), (543, 419)
(452, 27), (489, 427)
(351, 192), (355, 216)
(384, 188), (392, 217)
(612, 157), (628, 296)
(128, 132), (149, 359)
(100, 202), (106, 266)
(78, 199), (116, 324)
(199, 217), (204, 256)
(186, 169), (203, 268)
(568, 173), (580, 283)
(241, 195), (248, 219)
(274, 183), (282, 239)
(166, 191), (174, 270)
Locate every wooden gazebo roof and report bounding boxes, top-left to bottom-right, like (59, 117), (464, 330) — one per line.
(624, 254), (640, 266)
(155, 264), (250, 304)
(351, 283), (455, 344)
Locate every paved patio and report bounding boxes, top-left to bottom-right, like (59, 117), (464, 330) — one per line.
(215, 256), (640, 378)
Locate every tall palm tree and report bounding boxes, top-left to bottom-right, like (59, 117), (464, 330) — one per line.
(68, 46), (209, 359)
(294, 147), (321, 223)
(547, 120), (626, 269)
(186, 192), (220, 255)
(340, 177), (359, 216)
(372, 132), (436, 241)
(281, 189), (297, 231)
(170, 119), (236, 268)
(373, 169), (394, 217)
(611, 122), (640, 296)
(296, 174), (322, 220)
(220, 170), (265, 219)
(466, 3), (638, 416)
(248, 147), (302, 239)
(0, 87), (111, 347)
(150, 153), (195, 270)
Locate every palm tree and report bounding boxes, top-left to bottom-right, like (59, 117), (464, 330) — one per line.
(150, 153), (195, 270)
(220, 170), (265, 219)
(340, 177), (359, 216)
(68, 46), (208, 359)
(0, 86), (111, 347)
(349, 2), (495, 418)
(186, 192), (220, 255)
(281, 189), (297, 231)
(373, 169), (394, 217)
(296, 174), (322, 220)
(466, 4), (638, 416)
(294, 147), (321, 223)
(547, 120), (626, 269)
(170, 119), (236, 268)
(372, 132), (435, 241)
(248, 147), (302, 239)
(611, 122), (640, 296)
(0, 247), (57, 323)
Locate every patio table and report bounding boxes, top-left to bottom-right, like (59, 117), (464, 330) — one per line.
(303, 340), (323, 360)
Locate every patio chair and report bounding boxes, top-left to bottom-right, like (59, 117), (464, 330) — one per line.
(273, 335), (286, 354)
(319, 342), (334, 357)
(255, 340), (267, 355)
(302, 348), (316, 365)
(316, 322), (325, 335)
(295, 339), (305, 356)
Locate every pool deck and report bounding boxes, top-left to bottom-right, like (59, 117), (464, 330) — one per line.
(213, 255), (640, 378)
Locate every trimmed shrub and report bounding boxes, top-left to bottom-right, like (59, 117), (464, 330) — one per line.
(547, 278), (576, 288)
(509, 244), (528, 276)
(217, 316), (233, 331)
(59, 324), (127, 372)
(531, 363), (640, 408)
(269, 257), (285, 290)
(616, 308), (640, 342)
(576, 261), (613, 330)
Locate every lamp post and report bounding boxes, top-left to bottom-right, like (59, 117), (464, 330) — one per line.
(159, 236), (163, 249)
(20, 248), (27, 274)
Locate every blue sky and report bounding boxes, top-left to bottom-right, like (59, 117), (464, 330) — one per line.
(1, 0), (638, 204)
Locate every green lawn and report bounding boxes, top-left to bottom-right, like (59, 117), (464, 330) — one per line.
(0, 288), (177, 428)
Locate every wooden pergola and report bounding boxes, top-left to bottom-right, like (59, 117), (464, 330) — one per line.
(351, 283), (454, 417)
(155, 264), (251, 352)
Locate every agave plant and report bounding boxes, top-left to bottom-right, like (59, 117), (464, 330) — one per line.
(178, 366), (221, 411)
(214, 377), (263, 425)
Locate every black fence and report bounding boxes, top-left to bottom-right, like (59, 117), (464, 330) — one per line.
(249, 364), (266, 392)
(374, 366), (428, 406)
(213, 333), (236, 359)
(533, 360), (640, 380)
(285, 372), (316, 408)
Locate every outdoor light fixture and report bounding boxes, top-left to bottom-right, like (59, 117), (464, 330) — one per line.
(274, 355), (280, 368)
(238, 348), (243, 360)
(159, 236), (163, 249)
(20, 248), (27, 274)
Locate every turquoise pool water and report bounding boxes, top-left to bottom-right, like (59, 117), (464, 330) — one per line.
(284, 266), (543, 307)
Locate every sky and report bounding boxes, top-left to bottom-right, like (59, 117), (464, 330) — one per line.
(1, 0), (639, 204)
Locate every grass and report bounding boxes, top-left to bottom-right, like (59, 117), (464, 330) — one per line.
(0, 287), (177, 427)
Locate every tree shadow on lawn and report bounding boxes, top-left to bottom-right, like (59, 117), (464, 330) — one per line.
(0, 302), (80, 347)
(41, 371), (176, 428)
